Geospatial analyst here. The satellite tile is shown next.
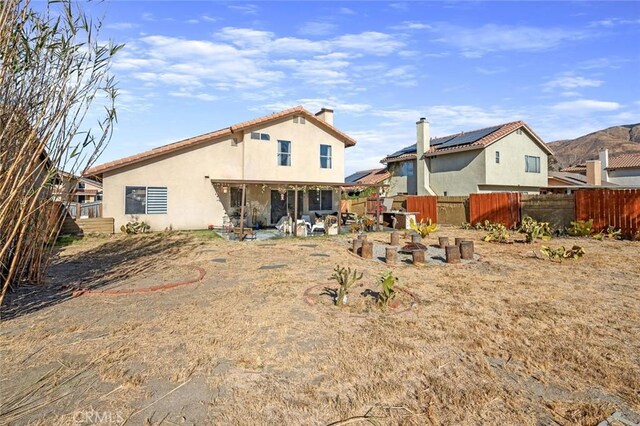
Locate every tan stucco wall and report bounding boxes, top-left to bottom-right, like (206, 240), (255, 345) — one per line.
(243, 117), (345, 182)
(482, 131), (549, 192)
(102, 117), (346, 231)
(428, 150), (486, 196)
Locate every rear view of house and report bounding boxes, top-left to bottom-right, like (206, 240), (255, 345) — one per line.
(381, 119), (552, 196)
(86, 106), (356, 231)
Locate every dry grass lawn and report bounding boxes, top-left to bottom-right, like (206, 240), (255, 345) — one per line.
(1, 228), (639, 425)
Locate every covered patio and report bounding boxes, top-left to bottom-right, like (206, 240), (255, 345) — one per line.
(209, 179), (387, 239)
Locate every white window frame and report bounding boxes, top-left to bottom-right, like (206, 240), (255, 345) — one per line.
(124, 186), (168, 215)
(525, 155), (541, 173)
(293, 115), (306, 124)
(320, 144), (332, 169)
(277, 140), (291, 167)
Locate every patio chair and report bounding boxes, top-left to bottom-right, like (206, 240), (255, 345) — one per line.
(310, 218), (325, 234)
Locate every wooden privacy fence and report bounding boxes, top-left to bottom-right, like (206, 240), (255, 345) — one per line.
(406, 196), (438, 223)
(469, 193), (522, 229)
(575, 189), (640, 236)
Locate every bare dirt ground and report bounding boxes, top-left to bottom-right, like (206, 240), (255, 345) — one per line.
(1, 228), (639, 425)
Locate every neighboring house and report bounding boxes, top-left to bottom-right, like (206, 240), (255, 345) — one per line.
(344, 168), (390, 197)
(560, 150), (640, 187)
(381, 119), (552, 196)
(52, 171), (102, 203)
(345, 168), (390, 185)
(85, 106), (357, 231)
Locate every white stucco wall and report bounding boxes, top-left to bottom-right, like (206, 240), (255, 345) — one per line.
(607, 169), (640, 186)
(102, 116), (347, 231)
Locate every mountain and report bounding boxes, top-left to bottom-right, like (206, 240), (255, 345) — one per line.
(548, 124), (640, 169)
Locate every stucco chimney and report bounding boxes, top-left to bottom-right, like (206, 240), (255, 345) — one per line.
(416, 118), (434, 195)
(586, 160), (602, 186)
(315, 108), (334, 126)
(598, 149), (609, 183)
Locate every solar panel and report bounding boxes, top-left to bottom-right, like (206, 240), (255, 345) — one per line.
(389, 143), (416, 158)
(345, 171), (371, 183)
(437, 125), (501, 149)
(430, 135), (456, 147)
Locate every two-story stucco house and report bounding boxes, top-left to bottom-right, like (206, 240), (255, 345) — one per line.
(86, 106), (357, 231)
(380, 118), (553, 196)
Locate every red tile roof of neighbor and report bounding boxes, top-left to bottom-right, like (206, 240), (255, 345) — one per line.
(381, 120), (552, 164)
(356, 168), (391, 185)
(86, 106), (356, 176)
(561, 153), (640, 172)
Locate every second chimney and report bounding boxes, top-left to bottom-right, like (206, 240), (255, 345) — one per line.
(315, 108), (334, 126)
(586, 160), (602, 186)
(416, 118), (433, 195)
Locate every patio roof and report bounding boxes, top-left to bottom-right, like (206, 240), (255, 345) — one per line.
(209, 179), (388, 188)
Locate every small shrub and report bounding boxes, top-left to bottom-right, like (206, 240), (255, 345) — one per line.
(568, 219), (594, 237)
(377, 271), (398, 308)
(461, 222), (472, 230)
(329, 265), (363, 306)
(409, 218), (438, 238)
(518, 215), (551, 243)
(121, 217), (150, 234)
(540, 245), (585, 262)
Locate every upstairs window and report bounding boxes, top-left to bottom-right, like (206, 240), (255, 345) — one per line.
(278, 140), (291, 166)
(320, 144), (332, 169)
(525, 155), (540, 173)
(251, 132), (270, 141)
(308, 189), (333, 210)
(293, 116), (306, 124)
(495, 151), (500, 164)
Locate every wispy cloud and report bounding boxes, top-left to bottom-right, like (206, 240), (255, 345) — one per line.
(338, 7), (356, 15)
(298, 21), (337, 36)
(475, 66), (507, 75)
(588, 17), (640, 28)
(105, 22), (139, 30)
(432, 24), (586, 58)
(551, 99), (620, 112)
(543, 73), (603, 91)
(169, 89), (218, 102)
(227, 4), (259, 15)
(390, 21), (431, 31)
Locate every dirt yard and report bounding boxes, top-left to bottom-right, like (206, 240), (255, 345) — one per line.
(1, 228), (639, 425)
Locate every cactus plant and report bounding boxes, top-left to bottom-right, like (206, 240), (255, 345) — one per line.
(329, 265), (363, 306)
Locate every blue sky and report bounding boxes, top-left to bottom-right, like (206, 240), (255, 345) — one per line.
(76, 1), (639, 175)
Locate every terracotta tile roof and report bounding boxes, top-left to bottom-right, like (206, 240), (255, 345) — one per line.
(380, 120), (552, 164)
(607, 153), (640, 170)
(560, 153), (640, 173)
(86, 106), (356, 176)
(356, 168), (391, 185)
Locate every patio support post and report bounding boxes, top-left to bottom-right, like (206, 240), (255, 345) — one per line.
(239, 184), (246, 240)
(376, 190), (381, 231)
(293, 187), (298, 237)
(337, 187), (343, 235)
